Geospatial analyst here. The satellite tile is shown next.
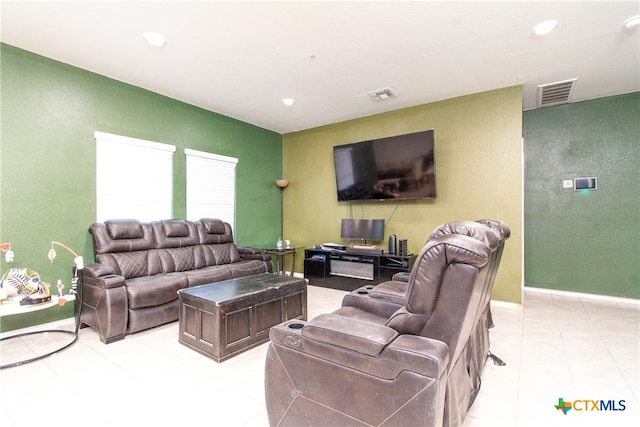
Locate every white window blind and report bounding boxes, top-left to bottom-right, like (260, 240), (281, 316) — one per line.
(185, 148), (238, 229)
(95, 131), (175, 222)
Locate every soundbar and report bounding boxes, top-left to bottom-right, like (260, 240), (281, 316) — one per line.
(346, 247), (383, 256)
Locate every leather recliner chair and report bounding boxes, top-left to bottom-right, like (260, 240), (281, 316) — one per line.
(338, 219), (510, 419)
(265, 233), (494, 427)
(341, 220), (503, 319)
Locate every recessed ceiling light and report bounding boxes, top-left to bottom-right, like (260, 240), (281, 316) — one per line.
(282, 98), (296, 106)
(624, 15), (640, 29)
(143, 32), (167, 47)
(532, 20), (559, 36)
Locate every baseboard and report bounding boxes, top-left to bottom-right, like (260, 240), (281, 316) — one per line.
(0, 317), (75, 340)
(524, 286), (640, 306)
(490, 299), (522, 310)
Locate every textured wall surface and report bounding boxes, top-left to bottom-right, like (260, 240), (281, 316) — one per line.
(284, 87), (523, 303)
(524, 92), (640, 299)
(1, 44), (282, 328)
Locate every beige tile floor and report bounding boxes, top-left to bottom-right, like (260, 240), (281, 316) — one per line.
(1, 285), (638, 426)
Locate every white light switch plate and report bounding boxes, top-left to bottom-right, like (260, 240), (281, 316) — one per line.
(563, 180), (573, 188)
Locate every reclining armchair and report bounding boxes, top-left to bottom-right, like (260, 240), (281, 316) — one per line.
(265, 233), (493, 426)
(336, 219), (510, 422)
(342, 220), (503, 319)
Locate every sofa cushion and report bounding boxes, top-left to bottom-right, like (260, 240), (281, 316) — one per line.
(183, 265), (234, 287)
(125, 273), (188, 309)
(229, 260), (270, 278)
(199, 243), (241, 266)
(106, 219), (144, 239)
(158, 247), (197, 273)
(97, 249), (163, 279)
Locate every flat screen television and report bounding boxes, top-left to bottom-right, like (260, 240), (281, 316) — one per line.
(341, 219), (385, 243)
(333, 129), (436, 201)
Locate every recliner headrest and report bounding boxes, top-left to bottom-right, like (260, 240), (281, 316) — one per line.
(200, 218), (226, 234)
(428, 220), (499, 251)
(105, 219), (144, 240)
(160, 219), (190, 237)
(475, 219), (511, 241)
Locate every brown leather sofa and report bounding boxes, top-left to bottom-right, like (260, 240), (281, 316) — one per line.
(265, 223), (508, 426)
(80, 218), (272, 344)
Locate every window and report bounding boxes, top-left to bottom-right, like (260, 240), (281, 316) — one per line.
(185, 148), (238, 229)
(95, 131), (175, 222)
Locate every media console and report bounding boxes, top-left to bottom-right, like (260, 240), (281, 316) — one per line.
(304, 248), (416, 291)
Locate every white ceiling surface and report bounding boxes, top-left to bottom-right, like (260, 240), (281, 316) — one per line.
(1, 1), (638, 134)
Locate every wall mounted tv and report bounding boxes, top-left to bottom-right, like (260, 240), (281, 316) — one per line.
(333, 129), (436, 201)
(341, 219), (385, 243)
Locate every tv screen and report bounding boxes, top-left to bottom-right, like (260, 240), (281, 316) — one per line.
(333, 130), (436, 201)
(341, 219), (385, 242)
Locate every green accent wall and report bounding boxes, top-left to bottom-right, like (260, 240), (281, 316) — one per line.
(283, 87), (524, 304)
(523, 93), (640, 299)
(0, 44), (282, 328)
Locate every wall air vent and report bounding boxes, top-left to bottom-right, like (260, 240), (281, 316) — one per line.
(537, 78), (577, 107)
(367, 87), (398, 101)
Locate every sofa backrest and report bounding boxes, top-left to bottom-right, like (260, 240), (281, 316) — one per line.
(89, 218), (243, 278)
(196, 218), (241, 266)
(89, 219), (162, 278)
(427, 220), (500, 248)
(152, 219), (200, 273)
(414, 234), (492, 367)
(384, 234), (491, 362)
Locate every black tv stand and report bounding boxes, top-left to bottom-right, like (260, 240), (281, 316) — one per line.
(303, 248), (416, 292)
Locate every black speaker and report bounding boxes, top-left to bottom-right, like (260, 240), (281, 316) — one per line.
(399, 239), (408, 256)
(388, 234), (397, 254)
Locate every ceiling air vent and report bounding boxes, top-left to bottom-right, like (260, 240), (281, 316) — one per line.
(537, 78), (577, 107)
(367, 87), (398, 101)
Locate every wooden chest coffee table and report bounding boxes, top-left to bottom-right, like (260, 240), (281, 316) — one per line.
(177, 273), (307, 362)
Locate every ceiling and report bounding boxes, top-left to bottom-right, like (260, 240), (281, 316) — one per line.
(1, 1), (638, 134)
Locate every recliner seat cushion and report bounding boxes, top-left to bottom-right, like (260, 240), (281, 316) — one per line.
(183, 266), (234, 287)
(125, 273), (188, 309)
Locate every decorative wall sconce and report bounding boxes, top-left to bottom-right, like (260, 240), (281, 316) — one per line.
(275, 179), (289, 189)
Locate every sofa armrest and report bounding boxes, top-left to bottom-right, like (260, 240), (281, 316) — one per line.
(392, 271), (410, 282)
(303, 313), (398, 357)
(270, 316), (449, 380)
(238, 247), (272, 263)
(80, 262), (128, 344)
(266, 318), (450, 426)
(237, 246), (261, 255)
(83, 263), (125, 289)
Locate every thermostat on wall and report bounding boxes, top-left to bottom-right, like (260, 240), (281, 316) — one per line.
(574, 177), (597, 191)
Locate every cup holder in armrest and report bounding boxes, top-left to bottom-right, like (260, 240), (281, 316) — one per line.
(287, 322), (305, 330)
(357, 291), (369, 295)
